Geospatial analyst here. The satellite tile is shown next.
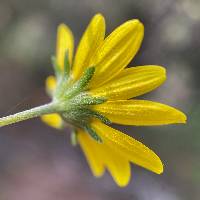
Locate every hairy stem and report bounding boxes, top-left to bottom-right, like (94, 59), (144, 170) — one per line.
(0, 102), (57, 127)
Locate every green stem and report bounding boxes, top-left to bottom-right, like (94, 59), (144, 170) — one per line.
(0, 102), (57, 127)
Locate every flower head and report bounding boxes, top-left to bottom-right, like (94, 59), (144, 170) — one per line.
(41, 14), (186, 186)
(0, 14), (187, 187)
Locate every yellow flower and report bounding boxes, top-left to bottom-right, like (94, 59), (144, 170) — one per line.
(41, 14), (186, 187)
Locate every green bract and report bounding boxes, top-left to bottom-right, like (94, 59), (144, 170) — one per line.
(50, 52), (108, 143)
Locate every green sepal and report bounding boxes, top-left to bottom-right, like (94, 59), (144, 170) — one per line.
(51, 56), (61, 79)
(63, 67), (95, 98)
(70, 129), (78, 146)
(53, 54), (71, 99)
(84, 125), (102, 143)
(77, 67), (95, 89)
(92, 111), (111, 125)
(63, 50), (70, 77)
(62, 107), (111, 126)
(61, 109), (89, 128)
(80, 108), (111, 125)
(70, 93), (106, 106)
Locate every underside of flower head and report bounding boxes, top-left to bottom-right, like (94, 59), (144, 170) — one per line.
(41, 14), (186, 187)
(0, 13), (187, 187)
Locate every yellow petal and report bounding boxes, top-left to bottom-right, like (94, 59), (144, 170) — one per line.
(41, 113), (63, 129)
(93, 100), (187, 126)
(91, 121), (163, 174)
(78, 129), (130, 186)
(78, 129), (105, 177)
(88, 19), (144, 88)
(72, 14), (105, 81)
(45, 75), (57, 96)
(56, 24), (74, 69)
(90, 65), (166, 100)
(100, 144), (131, 187)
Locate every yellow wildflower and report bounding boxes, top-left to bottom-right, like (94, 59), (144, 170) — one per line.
(42, 14), (186, 186)
(0, 14), (186, 187)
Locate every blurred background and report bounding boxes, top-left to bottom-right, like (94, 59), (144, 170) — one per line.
(0, 0), (199, 199)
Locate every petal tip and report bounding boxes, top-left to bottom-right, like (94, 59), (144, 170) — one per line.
(123, 19), (143, 29)
(159, 65), (166, 74)
(129, 19), (144, 30)
(117, 181), (130, 188)
(94, 13), (105, 18)
(57, 23), (73, 37)
(154, 157), (164, 175)
(180, 112), (187, 124)
(93, 170), (105, 178)
(58, 23), (65, 27)
(41, 114), (63, 129)
(157, 163), (164, 175)
(93, 13), (105, 23)
(173, 109), (187, 124)
(153, 65), (167, 81)
(114, 175), (131, 188)
(138, 20), (144, 29)
(150, 65), (166, 73)
(162, 67), (167, 82)
(58, 23), (68, 30)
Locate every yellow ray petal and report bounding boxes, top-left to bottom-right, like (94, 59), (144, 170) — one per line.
(41, 113), (63, 129)
(90, 65), (166, 100)
(56, 24), (74, 69)
(88, 19), (144, 88)
(72, 14), (105, 81)
(78, 129), (130, 186)
(91, 121), (163, 174)
(78, 129), (105, 177)
(100, 144), (131, 187)
(45, 75), (57, 96)
(93, 100), (187, 126)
